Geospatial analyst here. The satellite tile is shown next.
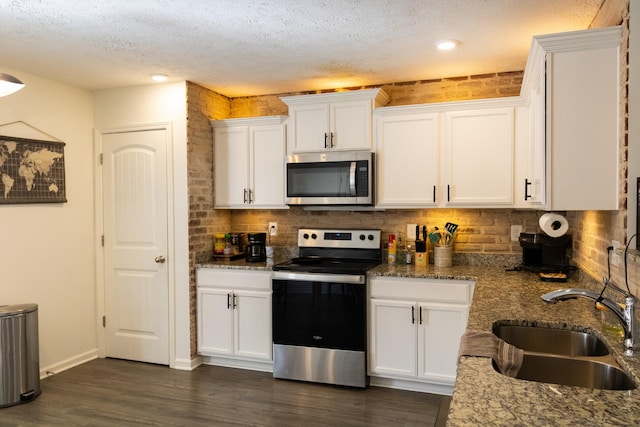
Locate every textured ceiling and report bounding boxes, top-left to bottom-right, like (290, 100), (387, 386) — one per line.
(1, 0), (604, 97)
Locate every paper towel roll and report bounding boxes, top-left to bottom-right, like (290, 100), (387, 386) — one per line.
(539, 213), (569, 238)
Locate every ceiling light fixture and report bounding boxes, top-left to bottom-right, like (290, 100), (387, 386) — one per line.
(151, 73), (168, 82)
(0, 73), (25, 97)
(436, 40), (459, 51)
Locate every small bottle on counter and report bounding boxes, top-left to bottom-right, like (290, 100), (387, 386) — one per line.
(387, 234), (396, 264)
(405, 244), (413, 264)
(224, 234), (233, 255)
(214, 233), (226, 255)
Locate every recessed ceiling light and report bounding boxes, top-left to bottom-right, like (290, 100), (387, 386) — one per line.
(151, 73), (168, 82)
(436, 40), (459, 51)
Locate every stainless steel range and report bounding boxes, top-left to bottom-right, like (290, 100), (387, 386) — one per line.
(271, 228), (381, 388)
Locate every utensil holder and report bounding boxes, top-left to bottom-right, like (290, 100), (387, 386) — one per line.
(434, 246), (453, 267)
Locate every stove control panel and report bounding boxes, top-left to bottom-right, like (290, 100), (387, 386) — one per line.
(298, 228), (380, 250)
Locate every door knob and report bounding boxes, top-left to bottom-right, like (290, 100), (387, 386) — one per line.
(155, 255), (166, 263)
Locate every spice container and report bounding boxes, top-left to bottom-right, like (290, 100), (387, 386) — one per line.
(387, 234), (396, 264)
(214, 233), (226, 255)
(405, 244), (413, 264)
(224, 234), (233, 255)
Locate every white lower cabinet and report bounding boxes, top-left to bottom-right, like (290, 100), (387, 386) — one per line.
(197, 269), (272, 371)
(368, 277), (474, 394)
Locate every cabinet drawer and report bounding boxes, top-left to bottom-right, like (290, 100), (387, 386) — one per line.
(369, 277), (474, 304)
(196, 268), (271, 290)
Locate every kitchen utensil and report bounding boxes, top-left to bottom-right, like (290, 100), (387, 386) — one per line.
(422, 226), (427, 243)
(429, 232), (440, 245)
(429, 229), (454, 247)
(445, 222), (459, 236)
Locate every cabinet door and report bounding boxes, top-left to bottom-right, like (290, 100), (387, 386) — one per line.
(546, 46), (619, 210)
(197, 288), (234, 356)
(376, 111), (439, 207)
(331, 100), (373, 151)
(369, 299), (417, 379)
(417, 302), (469, 385)
(288, 103), (330, 153)
(442, 108), (514, 206)
(234, 290), (272, 361)
(525, 68), (546, 206)
(250, 124), (286, 207)
(214, 127), (250, 207)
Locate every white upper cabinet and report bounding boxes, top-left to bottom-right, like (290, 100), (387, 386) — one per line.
(212, 115), (288, 209)
(442, 106), (515, 206)
(520, 26), (621, 210)
(375, 98), (518, 208)
(281, 89), (389, 153)
(375, 107), (440, 207)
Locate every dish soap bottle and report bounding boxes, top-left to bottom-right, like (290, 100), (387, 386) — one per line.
(387, 234), (396, 264)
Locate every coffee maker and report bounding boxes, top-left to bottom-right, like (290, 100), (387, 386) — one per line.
(246, 232), (267, 262)
(519, 232), (572, 273)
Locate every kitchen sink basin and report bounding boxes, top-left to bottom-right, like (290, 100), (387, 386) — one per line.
(499, 353), (636, 390)
(493, 325), (610, 357)
(491, 324), (636, 390)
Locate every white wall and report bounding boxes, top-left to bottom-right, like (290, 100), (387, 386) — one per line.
(94, 82), (192, 369)
(0, 67), (98, 374)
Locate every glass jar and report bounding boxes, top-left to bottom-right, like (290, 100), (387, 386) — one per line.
(214, 233), (226, 255)
(224, 234), (233, 255)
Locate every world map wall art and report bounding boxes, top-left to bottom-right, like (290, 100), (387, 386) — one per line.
(0, 134), (66, 204)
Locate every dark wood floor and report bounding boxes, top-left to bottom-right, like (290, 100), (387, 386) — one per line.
(1, 358), (448, 426)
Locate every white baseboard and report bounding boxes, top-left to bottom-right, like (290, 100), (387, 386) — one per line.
(369, 376), (454, 395)
(199, 355), (273, 373)
(40, 349), (99, 379)
(172, 356), (202, 371)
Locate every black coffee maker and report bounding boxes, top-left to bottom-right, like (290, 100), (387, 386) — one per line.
(519, 232), (572, 273)
(246, 232), (267, 262)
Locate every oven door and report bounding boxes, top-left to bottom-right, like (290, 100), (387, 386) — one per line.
(272, 272), (366, 351)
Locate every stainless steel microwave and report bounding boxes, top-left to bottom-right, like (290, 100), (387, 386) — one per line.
(285, 151), (374, 206)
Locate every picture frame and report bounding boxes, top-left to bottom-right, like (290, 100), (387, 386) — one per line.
(0, 134), (67, 204)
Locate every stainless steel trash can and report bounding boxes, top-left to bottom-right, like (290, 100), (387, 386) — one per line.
(0, 304), (40, 408)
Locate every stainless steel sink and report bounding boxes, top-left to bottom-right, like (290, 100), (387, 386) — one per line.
(494, 325), (610, 356)
(504, 353), (636, 390)
(491, 324), (636, 390)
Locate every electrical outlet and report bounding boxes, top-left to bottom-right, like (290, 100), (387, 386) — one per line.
(611, 240), (621, 266)
(269, 222), (278, 236)
(407, 224), (417, 241)
(510, 225), (523, 242)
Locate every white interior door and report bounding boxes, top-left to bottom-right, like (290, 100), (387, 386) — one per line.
(102, 128), (169, 365)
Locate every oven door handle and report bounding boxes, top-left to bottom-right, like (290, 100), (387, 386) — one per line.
(273, 271), (365, 284)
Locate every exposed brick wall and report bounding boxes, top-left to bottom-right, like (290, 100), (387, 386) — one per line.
(231, 208), (540, 254)
(229, 72), (524, 117)
(186, 82), (232, 358)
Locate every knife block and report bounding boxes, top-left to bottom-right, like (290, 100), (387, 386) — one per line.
(415, 240), (427, 268)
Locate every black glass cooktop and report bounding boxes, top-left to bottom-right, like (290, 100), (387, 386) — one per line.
(272, 257), (380, 275)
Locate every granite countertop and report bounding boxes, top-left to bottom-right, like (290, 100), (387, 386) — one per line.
(425, 265), (640, 427)
(197, 257), (640, 425)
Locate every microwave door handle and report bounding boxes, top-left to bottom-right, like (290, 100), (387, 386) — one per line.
(349, 161), (357, 196)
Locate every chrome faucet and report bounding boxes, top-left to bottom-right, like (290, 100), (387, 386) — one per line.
(542, 282), (640, 354)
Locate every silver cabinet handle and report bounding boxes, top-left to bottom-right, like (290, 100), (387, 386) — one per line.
(155, 255), (166, 263)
